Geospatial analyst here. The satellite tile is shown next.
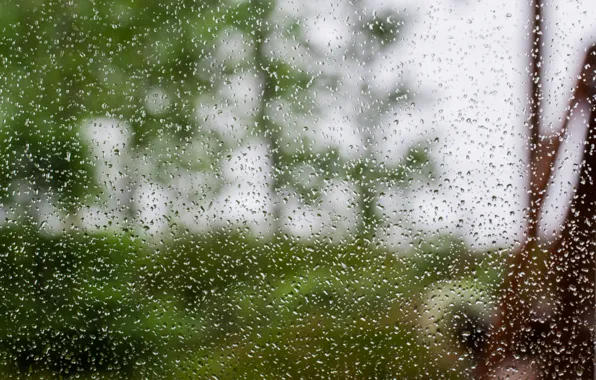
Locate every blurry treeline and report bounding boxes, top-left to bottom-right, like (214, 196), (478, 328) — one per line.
(0, 1), (502, 378)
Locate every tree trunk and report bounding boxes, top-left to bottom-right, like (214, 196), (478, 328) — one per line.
(481, 44), (596, 378)
(541, 101), (595, 379)
(480, 1), (546, 376)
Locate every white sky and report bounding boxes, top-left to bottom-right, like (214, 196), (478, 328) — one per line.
(76, 0), (596, 250)
(339, 0), (596, 249)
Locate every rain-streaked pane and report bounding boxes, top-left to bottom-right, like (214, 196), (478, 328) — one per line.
(0, 0), (593, 378)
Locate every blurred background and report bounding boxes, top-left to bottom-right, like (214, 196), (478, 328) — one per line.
(0, 0), (593, 378)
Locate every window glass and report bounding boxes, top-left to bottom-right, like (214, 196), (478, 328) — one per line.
(0, 0), (593, 378)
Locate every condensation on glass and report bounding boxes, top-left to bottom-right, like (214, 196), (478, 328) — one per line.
(0, 0), (593, 378)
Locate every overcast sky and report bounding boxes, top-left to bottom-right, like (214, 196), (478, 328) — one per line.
(331, 0), (596, 249)
(77, 0), (596, 250)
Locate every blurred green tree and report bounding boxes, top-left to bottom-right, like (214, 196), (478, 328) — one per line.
(0, 1), (480, 379)
(0, 0), (230, 229)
